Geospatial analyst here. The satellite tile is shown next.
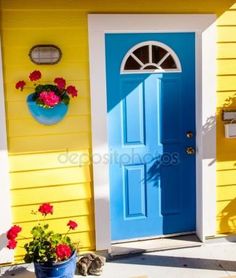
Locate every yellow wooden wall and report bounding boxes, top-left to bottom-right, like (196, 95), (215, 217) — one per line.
(0, 2), (94, 262)
(0, 0), (236, 262)
(216, 4), (236, 234)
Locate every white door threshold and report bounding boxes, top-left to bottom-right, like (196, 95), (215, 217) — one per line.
(110, 234), (202, 258)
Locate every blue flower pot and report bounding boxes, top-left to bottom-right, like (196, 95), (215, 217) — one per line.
(27, 93), (68, 125)
(34, 251), (77, 278)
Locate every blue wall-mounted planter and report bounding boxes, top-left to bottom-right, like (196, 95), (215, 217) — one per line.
(27, 93), (68, 125)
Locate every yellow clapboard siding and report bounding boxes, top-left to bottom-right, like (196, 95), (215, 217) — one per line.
(216, 207), (236, 234)
(216, 220), (236, 234)
(217, 76), (236, 91)
(9, 150), (91, 172)
(230, 3), (236, 10)
(217, 11), (236, 25)
(218, 26), (236, 42)
(217, 160), (236, 171)
(9, 133), (91, 153)
(217, 59), (236, 75)
(7, 98), (90, 119)
(217, 91), (236, 107)
(1, 0), (233, 13)
(1, 28), (88, 47)
(1, 10), (87, 29)
(12, 199), (93, 223)
(0, 1), (94, 259)
(5, 80), (90, 101)
(8, 115), (90, 137)
(14, 231), (95, 258)
(10, 166), (91, 189)
(217, 151), (236, 165)
(217, 169), (236, 186)
(4, 45), (89, 65)
(14, 215), (94, 235)
(4, 63), (89, 82)
(11, 183), (92, 206)
(217, 185), (236, 201)
(216, 140), (236, 155)
(217, 43), (236, 59)
(216, 199), (236, 215)
(54, 46), (89, 63)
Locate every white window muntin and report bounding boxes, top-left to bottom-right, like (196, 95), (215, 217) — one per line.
(121, 41), (182, 74)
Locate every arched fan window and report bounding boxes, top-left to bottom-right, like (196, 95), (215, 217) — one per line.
(121, 41), (182, 74)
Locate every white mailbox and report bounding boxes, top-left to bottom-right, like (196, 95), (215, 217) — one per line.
(225, 123), (236, 138)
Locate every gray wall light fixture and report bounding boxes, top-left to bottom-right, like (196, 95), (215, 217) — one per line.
(29, 45), (62, 65)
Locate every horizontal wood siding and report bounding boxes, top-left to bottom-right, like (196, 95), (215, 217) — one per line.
(1, 0), (236, 262)
(0, 5), (94, 261)
(216, 4), (236, 235)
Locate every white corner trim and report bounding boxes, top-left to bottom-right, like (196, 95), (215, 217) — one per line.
(0, 35), (13, 263)
(196, 21), (217, 240)
(88, 14), (217, 250)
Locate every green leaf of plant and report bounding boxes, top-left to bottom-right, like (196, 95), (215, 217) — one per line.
(44, 224), (49, 229)
(61, 94), (70, 105)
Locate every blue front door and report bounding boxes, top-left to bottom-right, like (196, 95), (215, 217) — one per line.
(105, 33), (196, 241)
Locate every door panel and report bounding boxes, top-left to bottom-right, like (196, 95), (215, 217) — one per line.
(106, 33), (196, 241)
(122, 81), (145, 145)
(124, 164), (146, 218)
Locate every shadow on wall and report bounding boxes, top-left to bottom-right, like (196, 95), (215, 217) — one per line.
(219, 197), (236, 234)
(217, 94), (236, 234)
(217, 1), (236, 15)
(0, 233), (7, 251)
(217, 86), (236, 162)
(202, 115), (216, 162)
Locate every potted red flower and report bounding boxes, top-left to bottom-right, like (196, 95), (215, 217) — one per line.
(6, 203), (79, 278)
(15, 70), (78, 125)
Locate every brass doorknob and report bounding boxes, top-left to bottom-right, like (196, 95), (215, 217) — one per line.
(186, 131), (193, 138)
(186, 147), (195, 155)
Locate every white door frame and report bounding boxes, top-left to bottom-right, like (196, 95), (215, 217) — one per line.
(0, 34), (13, 263)
(88, 14), (217, 251)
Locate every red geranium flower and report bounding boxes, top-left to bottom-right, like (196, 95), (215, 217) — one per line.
(66, 85), (78, 97)
(39, 91), (60, 107)
(7, 225), (22, 240)
(54, 77), (66, 90)
(15, 80), (26, 91)
(29, 70), (41, 81)
(38, 203), (53, 216)
(56, 244), (72, 261)
(7, 239), (17, 249)
(67, 220), (78, 230)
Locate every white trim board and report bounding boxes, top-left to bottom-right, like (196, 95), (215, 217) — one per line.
(0, 35), (13, 263)
(88, 14), (217, 251)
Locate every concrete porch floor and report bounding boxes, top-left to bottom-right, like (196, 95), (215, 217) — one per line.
(110, 234), (202, 257)
(1, 241), (236, 278)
